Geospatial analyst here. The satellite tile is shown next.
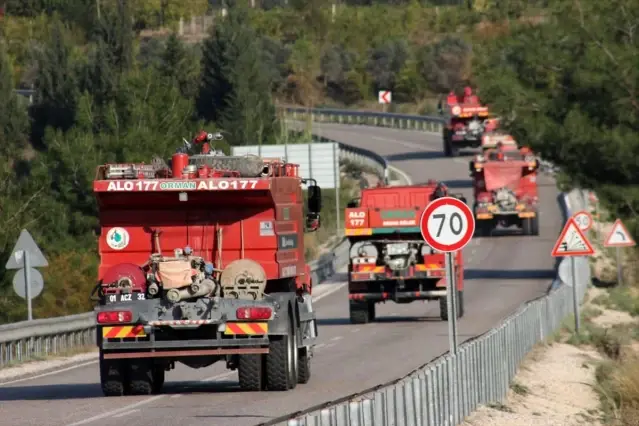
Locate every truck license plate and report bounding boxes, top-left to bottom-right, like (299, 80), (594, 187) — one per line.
(106, 293), (146, 303)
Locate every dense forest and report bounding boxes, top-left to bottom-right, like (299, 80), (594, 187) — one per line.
(0, 0), (637, 327)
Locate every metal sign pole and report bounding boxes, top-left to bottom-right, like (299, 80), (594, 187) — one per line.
(24, 251), (33, 321)
(445, 251), (458, 354)
(333, 143), (340, 236)
(571, 256), (580, 334)
(616, 246), (622, 286)
(445, 250), (459, 426)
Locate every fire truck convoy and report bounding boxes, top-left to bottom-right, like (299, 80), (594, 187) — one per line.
(344, 181), (466, 324)
(92, 134), (322, 396)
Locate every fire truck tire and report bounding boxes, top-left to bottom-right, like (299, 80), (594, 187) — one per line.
(151, 366), (165, 394)
(128, 361), (154, 395)
(238, 354), (264, 391)
(368, 302), (376, 322)
(531, 214), (540, 236)
(99, 354), (125, 397)
(443, 131), (452, 157)
(349, 301), (371, 324)
(523, 216), (539, 236)
(475, 222), (491, 237)
(439, 291), (464, 321)
(266, 309), (298, 391)
(297, 347), (311, 384)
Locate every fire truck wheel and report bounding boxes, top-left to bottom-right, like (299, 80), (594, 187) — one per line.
(265, 309), (298, 391)
(128, 361), (154, 395)
(368, 302), (376, 321)
(297, 347), (311, 384)
(523, 216), (539, 236)
(99, 354), (125, 397)
(457, 290), (465, 317)
(474, 222), (491, 237)
(349, 301), (371, 324)
(443, 140), (452, 157)
(151, 365), (165, 394)
(439, 291), (463, 321)
(531, 214), (540, 236)
(238, 354), (264, 391)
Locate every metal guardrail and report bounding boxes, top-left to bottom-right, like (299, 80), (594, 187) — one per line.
(271, 188), (593, 426)
(284, 106), (445, 133)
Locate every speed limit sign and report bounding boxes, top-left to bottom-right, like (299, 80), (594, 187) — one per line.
(573, 210), (593, 232)
(420, 197), (475, 252)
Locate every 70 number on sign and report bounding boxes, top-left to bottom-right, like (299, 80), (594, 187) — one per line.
(420, 197), (475, 253)
(432, 211), (464, 239)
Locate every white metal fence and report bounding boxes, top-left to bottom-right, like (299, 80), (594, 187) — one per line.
(276, 190), (591, 426)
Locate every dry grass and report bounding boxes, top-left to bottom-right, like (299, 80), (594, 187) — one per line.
(596, 354), (639, 426)
(585, 203), (639, 425)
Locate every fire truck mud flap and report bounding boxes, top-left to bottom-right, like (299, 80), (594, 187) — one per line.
(266, 292), (316, 348)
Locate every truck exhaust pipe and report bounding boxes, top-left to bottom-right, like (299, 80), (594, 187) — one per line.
(165, 279), (217, 303)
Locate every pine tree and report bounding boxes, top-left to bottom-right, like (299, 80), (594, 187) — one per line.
(0, 41), (28, 154)
(158, 32), (198, 99)
(196, 1), (277, 146)
(93, 0), (134, 76)
(29, 18), (79, 147)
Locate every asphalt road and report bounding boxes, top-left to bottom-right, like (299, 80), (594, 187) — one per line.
(0, 123), (561, 426)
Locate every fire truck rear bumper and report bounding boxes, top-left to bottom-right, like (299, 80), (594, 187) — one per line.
(349, 290), (447, 302)
(350, 270), (443, 282)
(476, 211), (536, 220)
(101, 336), (270, 359)
(451, 138), (482, 148)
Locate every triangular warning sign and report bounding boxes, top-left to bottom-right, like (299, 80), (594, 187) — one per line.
(5, 229), (49, 270)
(551, 218), (595, 257)
(604, 219), (636, 247)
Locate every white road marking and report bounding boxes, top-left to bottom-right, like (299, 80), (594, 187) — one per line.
(170, 394), (181, 398)
(314, 343), (326, 350)
(372, 136), (437, 151)
(351, 328), (360, 333)
(313, 282), (347, 302)
(67, 371), (233, 425)
(0, 359), (99, 386)
(330, 336), (343, 341)
(388, 164), (413, 185)
(113, 409), (139, 418)
(324, 343), (336, 349)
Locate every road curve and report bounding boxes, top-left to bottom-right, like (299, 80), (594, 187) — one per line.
(0, 124), (561, 426)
